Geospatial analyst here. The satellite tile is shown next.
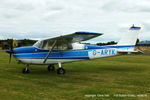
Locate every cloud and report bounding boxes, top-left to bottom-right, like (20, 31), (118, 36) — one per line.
(102, 0), (150, 13)
(0, 0), (149, 43)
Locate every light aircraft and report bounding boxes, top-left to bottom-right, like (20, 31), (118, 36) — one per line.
(6, 25), (142, 74)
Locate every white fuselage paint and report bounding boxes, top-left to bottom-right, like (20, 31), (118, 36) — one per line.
(18, 58), (85, 65)
(72, 43), (84, 50)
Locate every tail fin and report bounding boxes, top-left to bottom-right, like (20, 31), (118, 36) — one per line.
(117, 25), (141, 51)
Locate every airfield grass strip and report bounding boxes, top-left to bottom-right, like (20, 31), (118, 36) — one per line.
(0, 52), (150, 100)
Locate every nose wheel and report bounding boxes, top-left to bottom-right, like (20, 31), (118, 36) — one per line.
(22, 65), (30, 74)
(48, 64), (55, 71)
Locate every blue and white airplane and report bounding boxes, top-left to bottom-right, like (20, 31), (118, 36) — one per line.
(6, 25), (142, 74)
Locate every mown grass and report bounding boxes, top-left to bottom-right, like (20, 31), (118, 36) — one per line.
(0, 52), (150, 100)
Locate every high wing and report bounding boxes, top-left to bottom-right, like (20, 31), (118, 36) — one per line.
(34, 31), (103, 63)
(43, 31), (103, 43)
(34, 31), (103, 48)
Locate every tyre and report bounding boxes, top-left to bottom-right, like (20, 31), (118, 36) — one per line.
(22, 68), (29, 74)
(57, 68), (65, 74)
(48, 65), (55, 71)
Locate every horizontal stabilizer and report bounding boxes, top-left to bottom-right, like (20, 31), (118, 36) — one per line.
(117, 50), (144, 55)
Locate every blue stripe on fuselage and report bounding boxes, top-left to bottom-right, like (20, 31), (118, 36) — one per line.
(13, 49), (89, 59)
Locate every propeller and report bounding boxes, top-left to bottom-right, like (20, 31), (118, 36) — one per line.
(6, 39), (14, 63)
(9, 39), (14, 63)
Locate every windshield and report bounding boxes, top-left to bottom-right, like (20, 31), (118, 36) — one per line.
(33, 40), (43, 48)
(33, 40), (72, 51)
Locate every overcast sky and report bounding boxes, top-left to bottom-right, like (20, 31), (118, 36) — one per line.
(0, 0), (150, 43)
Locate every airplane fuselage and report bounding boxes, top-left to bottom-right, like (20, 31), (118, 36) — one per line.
(12, 44), (134, 65)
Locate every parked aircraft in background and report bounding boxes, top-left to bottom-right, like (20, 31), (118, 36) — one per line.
(6, 25), (142, 74)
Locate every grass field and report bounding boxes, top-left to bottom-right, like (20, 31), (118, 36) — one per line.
(0, 52), (150, 100)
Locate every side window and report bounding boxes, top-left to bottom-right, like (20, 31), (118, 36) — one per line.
(42, 40), (48, 49)
(63, 43), (72, 50)
(41, 40), (54, 50)
(34, 40), (73, 51)
(54, 43), (73, 51)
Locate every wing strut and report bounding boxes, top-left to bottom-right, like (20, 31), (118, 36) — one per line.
(43, 40), (57, 64)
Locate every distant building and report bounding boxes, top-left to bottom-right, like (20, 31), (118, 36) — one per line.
(1, 42), (9, 50)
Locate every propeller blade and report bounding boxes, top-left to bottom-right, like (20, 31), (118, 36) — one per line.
(10, 39), (13, 51)
(9, 39), (14, 63)
(9, 53), (12, 63)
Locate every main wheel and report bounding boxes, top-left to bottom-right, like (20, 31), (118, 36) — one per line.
(48, 65), (55, 71)
(57, 68), (65, 74)
(22, 68), (30, 74)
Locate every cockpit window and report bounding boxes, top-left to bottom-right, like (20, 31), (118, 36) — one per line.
(33, 40), (72, 51)
(33, 40), (43, 48)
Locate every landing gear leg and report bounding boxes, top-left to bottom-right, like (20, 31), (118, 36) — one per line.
(22, 64), (30, 74)
(48, 64), (55, 71)
(57, 62), (65, 74)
